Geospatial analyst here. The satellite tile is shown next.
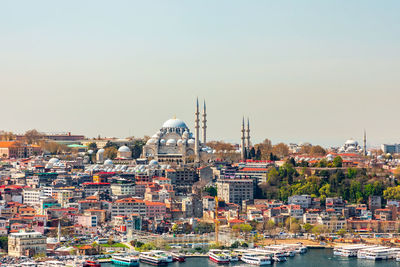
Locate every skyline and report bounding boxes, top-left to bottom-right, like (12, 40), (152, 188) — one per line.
(1, 1), (400, 147)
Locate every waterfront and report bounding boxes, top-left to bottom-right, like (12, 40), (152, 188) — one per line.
(102, 249), (400, 267)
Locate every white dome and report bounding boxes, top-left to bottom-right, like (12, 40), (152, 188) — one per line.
(162, 118), (188, 129)
(182, 131), (189, 139)
(166, 139), (177, 146)
(345, 139), (358, 146)
(188, 139), (195, 145)
(177, 139), (183, 146)
(152, 134), (159, 139)
(48, 158), (59, 164)
(149, 159), (159, 166)
(97, 148), (105, 154)
(88, 150), (94, 154)
(104, 159), (113, 166)
(160, 139), (166, 145)
(118, 145), (130, 152)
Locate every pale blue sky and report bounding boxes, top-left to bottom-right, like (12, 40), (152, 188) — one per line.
(1, 1), (399, 147)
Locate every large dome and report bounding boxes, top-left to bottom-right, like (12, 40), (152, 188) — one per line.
(118, 145), (130, 152)
(162, 118), (188, 129)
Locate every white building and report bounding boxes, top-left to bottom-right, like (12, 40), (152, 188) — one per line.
(23, 188), (42, 207)
(8, 230), (47, 257)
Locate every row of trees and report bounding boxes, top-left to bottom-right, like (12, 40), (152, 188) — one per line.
(257, 159), (394, 204)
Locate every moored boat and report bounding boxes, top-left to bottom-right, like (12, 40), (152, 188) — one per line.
(83, 260), (101, 267)
(112, 254), (140, 266)
(208, 249), (230, 264)
(241, 253), (272, 265)
(139, 251), (168, 265)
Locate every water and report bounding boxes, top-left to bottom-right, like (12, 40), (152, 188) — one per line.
(102, 249), (400, 267)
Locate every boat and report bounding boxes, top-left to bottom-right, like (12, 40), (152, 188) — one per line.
(111, 254), (140, 266)
(139, 251), (168, 265)
(250, 248), (286, 262)
(241, 253), (272, 265)
(208, 249), (230, 264)
(171, 252), (186, 262)
(83, 260), (101, 267)
(222, 250), (239, 262)
(152, 250), (173, 263)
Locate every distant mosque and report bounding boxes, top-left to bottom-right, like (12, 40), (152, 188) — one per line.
(142, 99), (210, 164)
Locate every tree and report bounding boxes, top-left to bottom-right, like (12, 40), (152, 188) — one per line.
(384, 186), (400, 200)
(24, 129), (44, 144)
(255, 148), (262, 160)
(310, 145), (326, 156)
(0, 236), (7, 252)
(303, 223), (313, 233)
(272, 143), (289, 158)
(88, 142), (97, 151)
(204, 186), (217, 197)
(336, 228), (347, 238)
(104, 141), (118, 149)
(254, 139), (272, 159)
(104, 147), (117, 159)
(332, 156), (343, 167)
(290, 223), (301, 234)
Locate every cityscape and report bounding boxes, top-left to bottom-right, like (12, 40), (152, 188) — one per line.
(2, 1), (400, 267)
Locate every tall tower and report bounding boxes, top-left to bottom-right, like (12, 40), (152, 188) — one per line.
(202, 100), (207, 145)
(363, 129), (367, 156)
(195, 98), (200, 162)
(246, 117), (251, 150)
(241, 117), (246, 161)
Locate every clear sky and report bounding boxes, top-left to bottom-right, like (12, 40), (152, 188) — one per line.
(1, 1), (399, 147)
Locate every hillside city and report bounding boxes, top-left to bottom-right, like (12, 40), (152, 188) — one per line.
(1, 100), (400, 266)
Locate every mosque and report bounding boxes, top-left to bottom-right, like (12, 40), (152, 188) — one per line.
(141, 99), (210, 164)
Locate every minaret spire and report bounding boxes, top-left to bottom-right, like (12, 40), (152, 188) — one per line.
(363, 129), (367, 156)
(202, 100), (207, 145)
(246, 117), (251, 150)
(195, 98), (200, 162)
(241, 117), (246, 161)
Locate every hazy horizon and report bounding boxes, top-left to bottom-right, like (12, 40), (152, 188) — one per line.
(1, 1), (399, 148)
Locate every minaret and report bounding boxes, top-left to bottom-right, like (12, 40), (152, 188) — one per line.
(195, 98), (200, 162)
(246, 117), (251, 150)
(363, 129), (367, 156)
(241, 117), (246, 161)
(202, 100), (207, 145)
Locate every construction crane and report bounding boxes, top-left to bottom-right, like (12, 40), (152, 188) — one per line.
(214, 196), (219, 244)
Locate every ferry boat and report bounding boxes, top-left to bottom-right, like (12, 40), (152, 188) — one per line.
(152, 250), (173, 263)
(241, 253), (272, 265)
(334, 244), (371, 257)
(250, 248), (286, 262)
(208, 249), (230, 264)
(171, 252), (186, 262)
(363, 248), (400, 261)
(357, 246), (386, 259)
(112, 254), (140, 266)
(139, 251), (168, 265)
(222, 250), (239, 262)
(83, 260), (101, 267)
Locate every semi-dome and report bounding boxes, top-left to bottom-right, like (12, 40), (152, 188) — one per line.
(160, 139), (166, 145)
(118, 145), (130, 152)
(87, 150), (94, 154)
(177, 139), (183, 146)
(146, 139), (156, 145)
(162, 118), (188, 129)
(104, 159), (113, 166)
(149, 159), (159, 166)
(166, 139), (177, 146)
(48, 158), (59, 164)
(97, 148), (105, 154)
(182, 131), (189, 139)
(188, 139), (195, 145)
